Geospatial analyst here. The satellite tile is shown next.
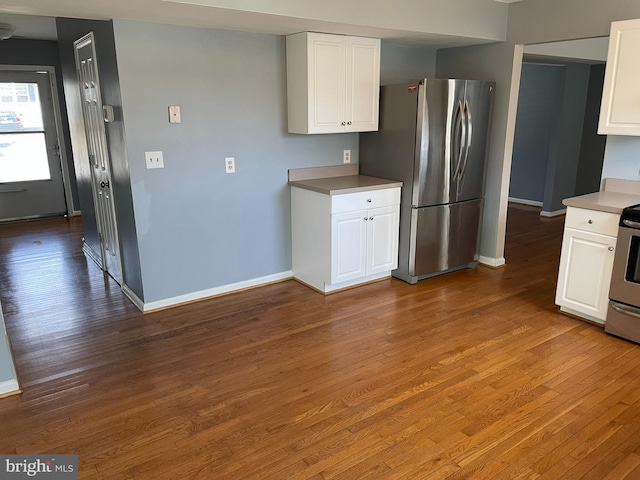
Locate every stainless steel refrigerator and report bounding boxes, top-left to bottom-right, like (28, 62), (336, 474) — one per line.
(360, 78), (494, 284)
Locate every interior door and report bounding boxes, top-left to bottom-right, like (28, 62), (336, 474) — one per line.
(74, 32), (122, 285)
(0, 71), (67, 221)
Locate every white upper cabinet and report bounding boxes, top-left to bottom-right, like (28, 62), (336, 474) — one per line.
(598, 18), (640, 135)
(286, 32), (380, 134)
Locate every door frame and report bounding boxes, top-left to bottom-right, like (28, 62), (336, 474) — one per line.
(73, 32), (123, 285)
(0, 64), (76, 217)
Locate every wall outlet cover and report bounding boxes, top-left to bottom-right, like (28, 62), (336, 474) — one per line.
(343, 149), (351, 164)
(146, 151), (164, 169)
(225, 157), (235, 174)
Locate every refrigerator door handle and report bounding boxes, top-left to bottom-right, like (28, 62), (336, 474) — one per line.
(459, 99), (473, 182)
(453, 100), (465, 182)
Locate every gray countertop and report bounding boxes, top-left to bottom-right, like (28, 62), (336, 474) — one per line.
(289, 175), (403, 195)
(563, 191), (640, 214)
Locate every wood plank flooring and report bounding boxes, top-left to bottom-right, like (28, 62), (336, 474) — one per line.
(1, 205), (640, 478)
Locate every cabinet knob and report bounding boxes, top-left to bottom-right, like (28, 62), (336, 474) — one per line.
(341, 121), (346, 126)
(363, 217), (368, 221)
(588, 219), (594, 224)
(347, 121), (352, 125)
(367, 198), (372, 203)
(369, 217), (373, 221)
(609, 246), (614, 251)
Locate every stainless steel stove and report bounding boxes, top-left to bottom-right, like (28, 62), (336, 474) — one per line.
(606, 203), (640, 343)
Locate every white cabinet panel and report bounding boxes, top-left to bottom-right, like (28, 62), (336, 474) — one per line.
(345, 37), (380, 133)
(331, 188), (400, 214)
(555, 206), (618, 323)
(366, 205), (400, 275)
(598, 18), (640, 135)
(286, 32), (380, 134)
(311, 35), (345, 131)
(564, 206), (620, 237)
(331, 210), (367, 284)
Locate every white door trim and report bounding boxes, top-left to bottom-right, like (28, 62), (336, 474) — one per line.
(0, 64), (76, 217)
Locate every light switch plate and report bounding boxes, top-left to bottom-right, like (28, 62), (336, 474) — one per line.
(146, 151), (164, 169)
(168, 106), (181, 124)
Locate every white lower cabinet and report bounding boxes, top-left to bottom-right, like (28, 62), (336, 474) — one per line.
(555, 207), (618, 323)
(331, 205), (399, 284)
(292, 186), (400, 293)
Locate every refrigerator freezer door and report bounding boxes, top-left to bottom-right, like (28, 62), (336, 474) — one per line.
(413, 79), (466, 207)
(409, 199), (482, 277)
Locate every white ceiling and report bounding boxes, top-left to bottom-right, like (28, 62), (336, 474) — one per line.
(0, 0), (516, 46)
(0, 13), (56, 40)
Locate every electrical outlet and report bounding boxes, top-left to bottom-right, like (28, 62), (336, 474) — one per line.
(225, 157), (236, 174)
(145, 151), (164, 169)
(343, 149), (351, 164)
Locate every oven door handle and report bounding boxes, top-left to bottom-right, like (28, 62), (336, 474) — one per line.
(611, 302), (640, 319)
(622, 219), (640, 229)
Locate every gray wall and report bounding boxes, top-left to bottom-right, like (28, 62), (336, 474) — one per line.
(436, 41), (519, 262)
(542, 63), (590, 213)
(56, 18), (144, 300)
(509, 63), (565, 204)
(510, 62), (602, 211)
(112, 21), (361, 303)
(0, 39), (79, 210)
(380, 42), (437, 85)
(575, 63), (606, 195)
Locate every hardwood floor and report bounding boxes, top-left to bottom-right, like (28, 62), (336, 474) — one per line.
(1, 205), (640, 479)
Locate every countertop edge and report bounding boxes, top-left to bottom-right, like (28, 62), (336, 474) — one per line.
(289, 176), (403, 196)
(563, 201), (622, 215)
(563, 191), (640, 215)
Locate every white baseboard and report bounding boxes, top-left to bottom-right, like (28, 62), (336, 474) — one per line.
(82, 242), (103, 269)
(540, 208), (566, 218)
(72, 210), (82, 216)
(478, 256), (506, 268)
(122, 284), (145, 312)
(142, 271), (294, 313)
(508, 197), (543, 207)
(0, 379), (20, 397)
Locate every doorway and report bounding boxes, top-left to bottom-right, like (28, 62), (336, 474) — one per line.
(508, 37), (609, 216)
(0, 70), (67, 222)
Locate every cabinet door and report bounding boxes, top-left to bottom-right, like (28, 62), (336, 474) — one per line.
(345, 36), (380, 133)
(555, 228), (616, 321)
(598, 19), (640, 135)
(308, 33), (346, 134)
(366, 205), (399, 275)
(331, 210), (367, 284)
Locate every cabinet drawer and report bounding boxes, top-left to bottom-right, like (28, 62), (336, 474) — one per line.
(331, 187), (400, 214)
(565, 206), (619, 237)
